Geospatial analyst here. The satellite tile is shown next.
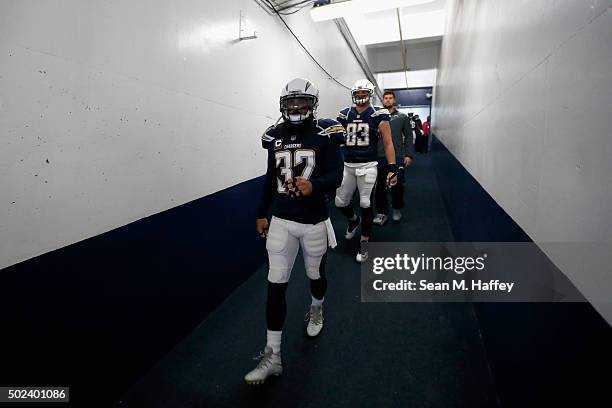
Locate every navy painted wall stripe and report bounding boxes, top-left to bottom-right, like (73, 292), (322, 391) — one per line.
(0, 175), (267, 406)
(429, 135), (612, 406)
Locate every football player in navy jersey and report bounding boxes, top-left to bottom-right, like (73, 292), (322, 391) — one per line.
(245, 78), (345, 385)
(335, 79), (398, 262)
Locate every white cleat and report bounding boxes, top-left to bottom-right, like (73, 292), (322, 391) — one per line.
(244, 346), (282, 385)
(305, 305), (324, 337)
(373, 214), (388, 226)
(392, 209), (402, 223)
(356, 240), (369, 263)
(345, 216), (361, 240)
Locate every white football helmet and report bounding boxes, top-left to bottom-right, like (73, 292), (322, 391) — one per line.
(351, 79), (375, 106)
(280, 78), (319, 124)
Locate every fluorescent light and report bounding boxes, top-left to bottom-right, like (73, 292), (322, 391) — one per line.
(377, 69), (437, 89)
(345, 9), (445, 44)
(310, 0), (436, 22)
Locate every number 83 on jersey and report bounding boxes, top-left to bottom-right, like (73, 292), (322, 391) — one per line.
(345, 123), (370, 146)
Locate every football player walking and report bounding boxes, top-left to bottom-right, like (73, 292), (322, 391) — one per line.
(245, 78), (345, 385)
(335, 79), (398, 262)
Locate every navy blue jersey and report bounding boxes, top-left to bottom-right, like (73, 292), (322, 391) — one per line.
(337, 106), (390, 163)
(257, 118), (345, 224)
(409, 116), (418, 132)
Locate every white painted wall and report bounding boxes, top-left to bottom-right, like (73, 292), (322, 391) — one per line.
(0, 0), (367, 270)
(434, 1), (612, 321)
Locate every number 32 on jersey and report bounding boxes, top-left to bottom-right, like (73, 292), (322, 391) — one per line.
(275, 149), (315, 193)
(345, 123), (370, 146)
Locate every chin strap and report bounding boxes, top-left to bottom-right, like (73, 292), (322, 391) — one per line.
(284, 117), (314, 131)
(288, 114), (306, 123)
(285, 110), (314, 124)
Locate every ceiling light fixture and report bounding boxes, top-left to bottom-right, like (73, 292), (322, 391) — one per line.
(310, 0), (435, 22)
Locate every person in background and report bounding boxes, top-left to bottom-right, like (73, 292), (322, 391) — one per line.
(373, 91), (414, 225)
(414, 114), (425, 153)
(407, 112), (416, 146)
(422, 115), (430, 153)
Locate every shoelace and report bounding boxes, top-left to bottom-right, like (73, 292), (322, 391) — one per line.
(304, 307), (323, 324)
(252, 351), (273, 370)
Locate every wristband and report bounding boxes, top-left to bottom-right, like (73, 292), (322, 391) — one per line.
(385, 163), (399, 174)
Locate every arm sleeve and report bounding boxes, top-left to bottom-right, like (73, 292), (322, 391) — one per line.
(403, 116), (415, 158)
(256, 149), (276, 218)
(310, 139), (344, 196)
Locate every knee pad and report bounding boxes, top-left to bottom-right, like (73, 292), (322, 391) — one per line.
(335, 194), (348, 207)
(306, 262), (324, 280)
(301, 223), (327, 280)
(335, 167), (355, 207)
(359, 167), (377, 208)
(267, 268), (290, 284)
(359, 195), (371, 208)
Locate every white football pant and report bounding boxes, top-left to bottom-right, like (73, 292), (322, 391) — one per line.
(334, 163), (378, 209)
(266, 216), (329, 284)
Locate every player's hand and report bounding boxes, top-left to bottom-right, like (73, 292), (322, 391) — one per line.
(285, 177), (312, 197)
(386, 172), (398, 189)
(295, 177), (313, 196)
(385, 163), (399, 189)
(256, 218), (269, 238)
(403, 156), (413, 167)
(284, 178), (300, 197)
